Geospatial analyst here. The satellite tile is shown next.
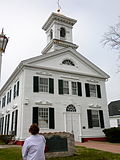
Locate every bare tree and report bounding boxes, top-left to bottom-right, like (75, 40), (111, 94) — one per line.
(102, 19), (120, 51)
(102, 19), (120, 72)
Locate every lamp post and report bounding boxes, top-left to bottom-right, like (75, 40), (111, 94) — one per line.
(0, 29), (9, 84)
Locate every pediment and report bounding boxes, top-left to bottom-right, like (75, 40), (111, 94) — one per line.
(23, 48), (109, 79)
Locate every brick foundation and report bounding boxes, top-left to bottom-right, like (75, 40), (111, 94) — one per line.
(82, 137), (107, 142)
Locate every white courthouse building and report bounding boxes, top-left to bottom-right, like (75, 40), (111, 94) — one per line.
(0, 12), (110, 143)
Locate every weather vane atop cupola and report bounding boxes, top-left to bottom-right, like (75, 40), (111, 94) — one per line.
(57, 0), (61, 13)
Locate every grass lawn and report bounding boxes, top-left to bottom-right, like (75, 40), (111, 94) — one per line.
(0, 146), (120, 160)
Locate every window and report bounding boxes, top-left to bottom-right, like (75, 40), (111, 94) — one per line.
(89, 84), (96, 97)
(38, 108), (48, 128)
(11, 110), (18, 135)
(33, 107), (55, 129)
(63, 80), (69, 94)
(60, 27), (66, 38)
(2, 95), (6, 108)
(7, 89), (12, 104)
(117, 119), (120, 127)
(91, 110), (100, 127)
(4, 114), (10, 135)
(62, 59), (75, 66)
(66, 104), (76, 112)
(13, 81), (19, 99)
(72, 82), (77, 95)
(50, 29), (53, 40)
(33, 76), (54, 94)
(59, 80), (82, 96)
(40, 78), (48, 92)
(85, 83), (101, 98)
(0, 117), (4, 134)
(87, 109), (104, 128)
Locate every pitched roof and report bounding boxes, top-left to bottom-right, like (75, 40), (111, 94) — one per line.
(22, 47), (110, 79)
(0, 47), (110, 95)
(108, 100), (120, 116)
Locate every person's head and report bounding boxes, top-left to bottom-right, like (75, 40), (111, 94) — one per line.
(29, 124), (39, 135)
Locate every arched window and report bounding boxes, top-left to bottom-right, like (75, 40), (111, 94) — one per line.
(62, 59), (75, 66)
(66, 104), (76, 112)
(60, 27), (66, 38)
(50, 29), (53, 40)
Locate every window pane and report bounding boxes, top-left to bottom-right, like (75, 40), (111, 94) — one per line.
(72, 82), (77, 95)
(39, 78), (48, 92)
(92, 110), (100, 127)
(38, 108), (48, 128)
(89, 84), (96, 97)
(60, 27), (66, 38)
(63, 81), (69, 94)
(62, 59), (75, 66)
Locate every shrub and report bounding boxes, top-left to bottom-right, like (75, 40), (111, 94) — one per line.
(103, 127), (120, 143)
(0, 135), (14, 144)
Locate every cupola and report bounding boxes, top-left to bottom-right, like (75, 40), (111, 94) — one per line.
(42, 12), (78, 54)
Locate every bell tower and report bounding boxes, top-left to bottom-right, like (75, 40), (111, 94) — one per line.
(42, 12), (78, 54)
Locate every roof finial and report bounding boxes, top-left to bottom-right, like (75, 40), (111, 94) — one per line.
(57, 0), (61, 13)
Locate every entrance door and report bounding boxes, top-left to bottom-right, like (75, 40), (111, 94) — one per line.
(65, 105), (81, 142)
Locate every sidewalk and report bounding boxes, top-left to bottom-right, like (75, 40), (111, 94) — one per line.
(0, 145), (21, 148)
(75, 141), (120, 154)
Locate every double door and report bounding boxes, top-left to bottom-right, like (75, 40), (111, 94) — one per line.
(65, 112), (82, 142)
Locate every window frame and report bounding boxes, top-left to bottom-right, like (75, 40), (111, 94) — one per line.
(39, 77), (49, 93)
(60, 27), (66, 38)
(85, 83), (101, 98)
(63, 80), (69, 94)
(91, 110), (100, 127)
(62, 59), (75, 66)
(38, 108), (49, 129)
(71, 81), (78, 95)
(50, 29), (53, 40)
(89, 84), (97, 97)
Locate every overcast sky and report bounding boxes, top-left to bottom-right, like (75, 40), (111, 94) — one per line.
(0, 0), (120, 103)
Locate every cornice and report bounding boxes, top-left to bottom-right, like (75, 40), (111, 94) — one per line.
(42, 12), (77, 31)
(42, 39), (78, 54)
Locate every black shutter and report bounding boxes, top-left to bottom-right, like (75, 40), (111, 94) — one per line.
(0, 118), (2, 135)
(87, 110), (93, 128)
(33, 107), (38, 125)
(4, 115), (7, 134)
(97, 85), (101, 98)
(58, 80), (63, 94)
(7, 114), (10, 135)
(17, 81), (19, 96)
(0, 118), (2, 134)
(4, 96), (6, 107)
(49, 108), (55, 129)
(11, 111), (14, 131)
(0, 118), (1, 134)
(77, 82), (82, 96)
(49, 78), (54, 94)
(99, 110), (105, 128)
(7, 92), (9, 104)
(15, 110), (18, 135)
(13, 85), (16, 99)
(85, 83), (90, 97)
(9, 89), (12, 102)
(33, 76), (39, 92)
(1, 117), (4, 135)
